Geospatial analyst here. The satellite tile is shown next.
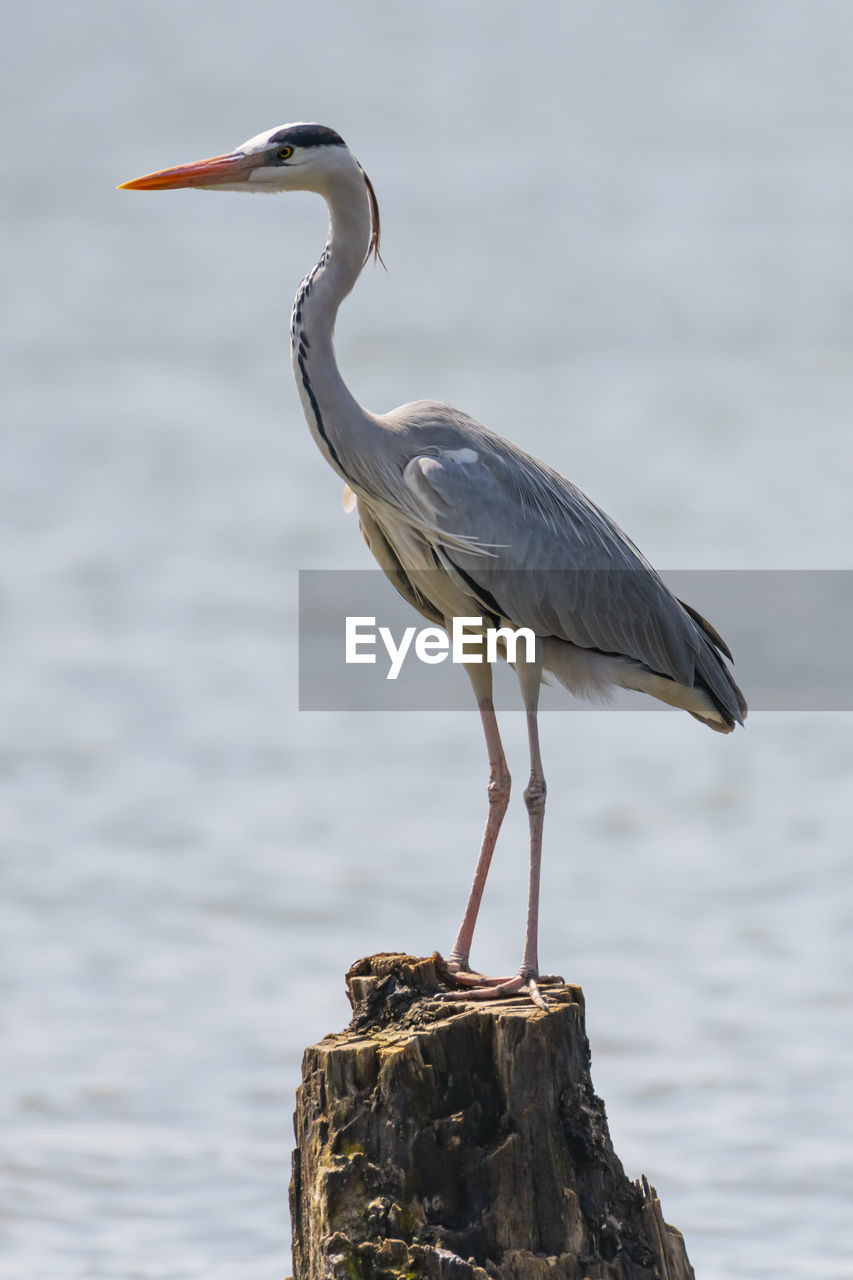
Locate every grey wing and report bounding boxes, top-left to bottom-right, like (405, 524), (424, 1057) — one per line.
(401, 445), (744, 719)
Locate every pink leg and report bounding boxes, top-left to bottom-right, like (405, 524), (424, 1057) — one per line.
(519, 699), (546, 983)
(446, 662), (510, 972)
(442, 647), (559, 1009)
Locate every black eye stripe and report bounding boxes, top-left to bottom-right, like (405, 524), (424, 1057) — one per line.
(268, 124), (346, 150)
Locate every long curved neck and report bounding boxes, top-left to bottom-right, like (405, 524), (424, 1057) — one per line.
(290, 168), (375, 487)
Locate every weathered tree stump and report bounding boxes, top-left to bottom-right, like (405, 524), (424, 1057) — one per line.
(289, 954), (695, 1280)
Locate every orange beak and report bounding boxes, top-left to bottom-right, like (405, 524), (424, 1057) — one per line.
(118, 150), (261, 190)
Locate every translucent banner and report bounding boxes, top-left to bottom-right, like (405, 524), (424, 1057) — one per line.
(298, 569), (853, 712)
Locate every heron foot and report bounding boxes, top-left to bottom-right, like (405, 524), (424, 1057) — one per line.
(438, 971), (563, 1010)
(447, 967), (514, 986)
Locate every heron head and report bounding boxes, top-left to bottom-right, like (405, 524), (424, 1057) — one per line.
(120, 123), (361, 192)
(120, 122), (381, 262)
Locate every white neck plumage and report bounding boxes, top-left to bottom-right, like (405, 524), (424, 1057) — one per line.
(289, 167), (376, 487)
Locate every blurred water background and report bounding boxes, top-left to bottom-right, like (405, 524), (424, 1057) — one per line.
(2, 2), (853, 1276)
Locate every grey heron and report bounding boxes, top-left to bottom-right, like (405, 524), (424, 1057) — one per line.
(121, 123), (746, 1008)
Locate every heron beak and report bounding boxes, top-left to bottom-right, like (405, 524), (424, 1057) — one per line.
(118, 150), (261, 190)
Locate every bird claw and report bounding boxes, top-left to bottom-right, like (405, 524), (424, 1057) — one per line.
(438, 970), (562, 1010)
(434, 954), (563, 1009)
(445, 968), (513, 987)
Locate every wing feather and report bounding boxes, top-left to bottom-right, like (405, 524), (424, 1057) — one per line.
(401, 444), (717, 694)
(354, 399), (745, 725)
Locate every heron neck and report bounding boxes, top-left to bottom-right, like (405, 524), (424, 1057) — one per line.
(290, 170), (376, 487)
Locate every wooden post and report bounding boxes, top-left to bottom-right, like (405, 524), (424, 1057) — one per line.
(290, 954), (695, 1280)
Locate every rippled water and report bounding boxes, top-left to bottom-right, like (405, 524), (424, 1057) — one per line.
(3, 2), (853, 1277)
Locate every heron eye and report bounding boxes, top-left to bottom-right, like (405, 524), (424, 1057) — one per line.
(277, 145), (294, 161)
